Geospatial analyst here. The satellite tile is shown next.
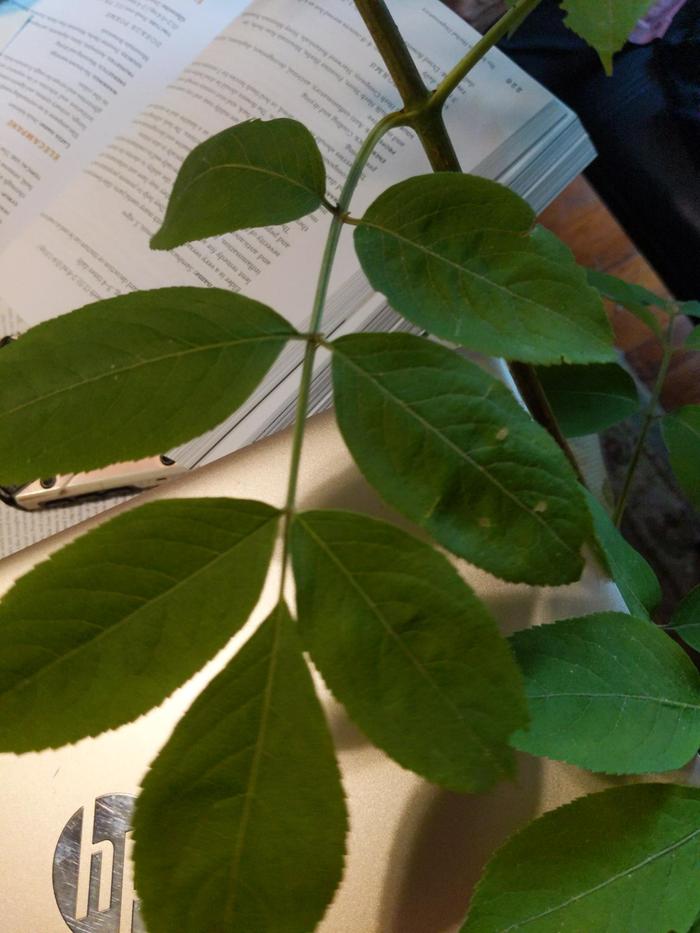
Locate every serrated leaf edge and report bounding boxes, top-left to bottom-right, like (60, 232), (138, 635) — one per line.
(355, 220), (612, 357)
(331, 344), (584, 570)
(294, 512), (509, 780)
(0, 504), (280, 747)
(2, 334), (295, 419)
(463, 784), (700, 931)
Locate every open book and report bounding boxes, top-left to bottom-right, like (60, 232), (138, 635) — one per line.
(0, 0), (595, 558)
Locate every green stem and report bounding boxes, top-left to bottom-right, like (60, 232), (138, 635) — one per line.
(354, 0), (461, 171)
(354, 0), (429, 109)
(428, 0), (545, 113)
(509, 362), (586, 485)
(613, 317), (677, 526)
(277, 111), (405, 597)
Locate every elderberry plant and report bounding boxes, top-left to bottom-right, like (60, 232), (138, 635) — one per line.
(1, 1), (700, 931)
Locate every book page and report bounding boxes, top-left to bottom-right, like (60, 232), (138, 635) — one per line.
(0, 0), (243, 247)
(0, 0), (554, 329)
(0, 0), (563, 556)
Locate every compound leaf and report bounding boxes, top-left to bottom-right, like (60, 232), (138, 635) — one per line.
(669, 586), (700, 652)
(662, 405), (700, 509)
(331, 333), (589, 585)
(510, 612), (700, 773)
(561, 0), (657, 73)
(0, 498), (278, 751)
(151, 118), (326, 249)
(354, 174), (614, 364)
(134, 601), (347, 933)
(0, 287), (296, 483)
(585, 489), (661, 620)
(537, 362), (639, 437)
(292, 509), (528, 792)
(462, 784), (700, 933)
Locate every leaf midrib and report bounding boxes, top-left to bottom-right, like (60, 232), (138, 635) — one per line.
(297, 517), (501, 767)
(547, 388), (636, 405)
(224, 605), (283, 925)
(674, 622), (700, 633)
(527, 690), (700, 712)
(173, 161), (321, 210)
(333, 350), (579, 558)
(357, 219), (611, 351)
(0, 515), (277, 706)
(669, 412), (700, 442)
(2, 334), (292, 418)
(502, 824), (700, 930)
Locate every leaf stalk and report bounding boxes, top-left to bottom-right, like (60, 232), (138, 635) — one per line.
(277, 111), (405, 599)
(427, 0), (545, 113)
(353, 0), (461, 171)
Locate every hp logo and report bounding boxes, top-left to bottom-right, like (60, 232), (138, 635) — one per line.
(52, 794), (145, 932)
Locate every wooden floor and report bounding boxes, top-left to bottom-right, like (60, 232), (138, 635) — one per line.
(540, 176), (700, 410)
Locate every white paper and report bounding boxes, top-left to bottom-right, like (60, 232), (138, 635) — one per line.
(0, 0), (244, 247)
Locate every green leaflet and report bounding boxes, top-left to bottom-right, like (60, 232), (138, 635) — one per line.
(0, 498), (278, 751)
(686, 328), (700, 350)
(291, 509), (527, 792)
(462, 784), (700, 933)
(510, 612), (700, 774)
(585, 489), (661, 620)
(662, 405), (700, 509)
(354, 174), (614, 364)
(586, 271), (700, 344)
(536, 362), (639, 437)
(0, 287), (296, 483)
(151, 118), (326, 249)
(561, 0), (657, 73)
(331, 332), (589, 585)
(133, 602), (347, 933)
(529, 223), (573, 264)
(586, 268), (665, 337)
(669, 586), (700, 652)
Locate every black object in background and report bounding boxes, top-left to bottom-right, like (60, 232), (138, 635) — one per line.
(499, 0), (700, 301)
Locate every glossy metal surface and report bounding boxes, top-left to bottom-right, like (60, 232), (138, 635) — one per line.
(0, 410), (693, 933)
(53, 794), (144, 933)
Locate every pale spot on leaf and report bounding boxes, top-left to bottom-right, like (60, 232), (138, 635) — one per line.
(479, 516), (491, 528)
(496, 427), (509, 441)
(533, 501), (548, 513)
